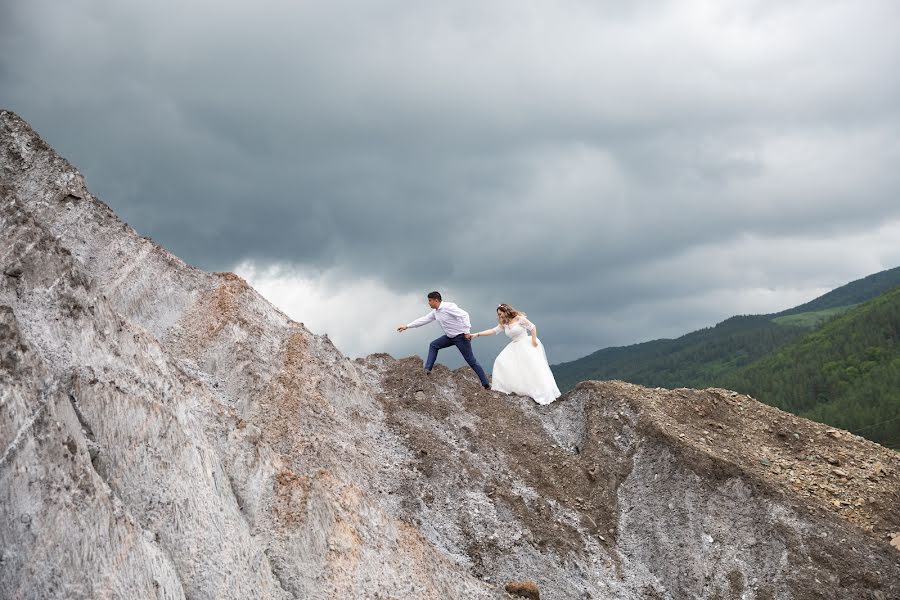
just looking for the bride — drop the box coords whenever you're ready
[466,304,561,405]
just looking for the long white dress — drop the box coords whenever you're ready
[489,316,561,405]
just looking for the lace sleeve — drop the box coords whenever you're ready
[490,324,503,335]
[518,316,535,332]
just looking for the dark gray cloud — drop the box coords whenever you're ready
[3,0,900,366]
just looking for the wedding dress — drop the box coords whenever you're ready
[489,316,561,405]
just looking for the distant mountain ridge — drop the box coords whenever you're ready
[551,267,900,445]
[773,265,900,317]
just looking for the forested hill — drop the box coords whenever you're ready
[721,285,900,448]
[550,315,807,392]
[551,266,900,394]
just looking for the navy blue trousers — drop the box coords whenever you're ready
[425,334,490,386]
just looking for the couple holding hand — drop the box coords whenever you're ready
[397,291,560,405]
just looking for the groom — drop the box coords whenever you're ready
[397,291,491,389]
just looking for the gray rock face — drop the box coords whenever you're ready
[1,109,898,599]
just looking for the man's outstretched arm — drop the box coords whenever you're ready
[397,311,436,332]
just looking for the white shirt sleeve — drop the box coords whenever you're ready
[406,311,436,328]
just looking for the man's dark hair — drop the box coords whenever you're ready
[427,291,442,301]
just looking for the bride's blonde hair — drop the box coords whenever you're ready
[496,303,523,325]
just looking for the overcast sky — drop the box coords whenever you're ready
[3,0,900,367]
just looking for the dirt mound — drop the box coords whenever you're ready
[626,382,900,537]
[365,355,900,599]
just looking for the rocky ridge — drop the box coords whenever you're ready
[1,110,898,599]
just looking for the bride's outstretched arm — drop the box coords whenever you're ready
[466,325,500,340]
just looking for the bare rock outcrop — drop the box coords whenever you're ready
[2,109,899,599]
[1,110,493,599]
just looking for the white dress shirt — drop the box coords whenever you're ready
[406,301,472,337]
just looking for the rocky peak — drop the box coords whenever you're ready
[2,109,899,599]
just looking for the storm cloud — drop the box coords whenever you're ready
[3,0,900,366]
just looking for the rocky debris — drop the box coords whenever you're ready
[505,580,540,599]
[663,385,900,536]
[2,109,900,599]
[367,358,900,598]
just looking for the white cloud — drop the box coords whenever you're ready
[233,260,429,359]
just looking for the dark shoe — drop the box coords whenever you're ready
[483,384,491,390]
[424,369,431,375]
